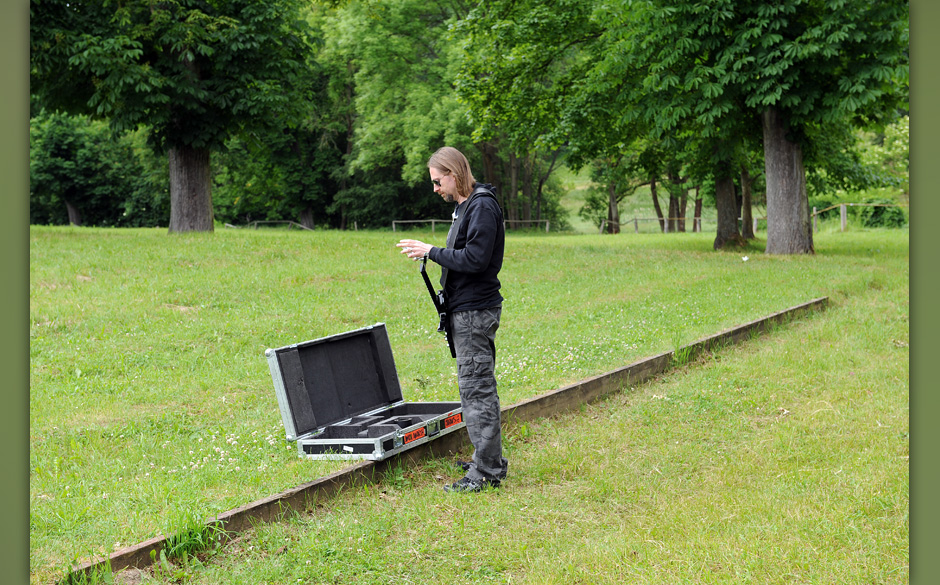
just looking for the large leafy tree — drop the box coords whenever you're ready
[211,22,349,230]
[30,0,314,232]
[455,0,602,224]
[540,0,751,246]
[610,0,909,253]
[312,0,477,227]
[455,0,602,154]
[328,0,474,182]
[745,1,908,253]
[30,110,169,227]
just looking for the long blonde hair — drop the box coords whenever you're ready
[427,146,476,201]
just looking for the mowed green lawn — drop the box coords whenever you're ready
[29,226,908,584]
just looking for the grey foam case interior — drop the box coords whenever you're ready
[276,325,404,436]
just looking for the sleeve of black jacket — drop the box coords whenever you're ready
[427,196,504,312]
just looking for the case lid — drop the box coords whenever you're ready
[266,323,404,437]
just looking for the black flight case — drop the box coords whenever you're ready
[265,323,465,460]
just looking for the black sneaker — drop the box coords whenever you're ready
[456,460,472,471]
[443,476,500,493]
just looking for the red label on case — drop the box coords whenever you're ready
[402,427,426,444]
[443,413,463,428]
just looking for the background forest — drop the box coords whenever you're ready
[30,0,908,244]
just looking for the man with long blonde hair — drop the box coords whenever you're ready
[397,146,507,492]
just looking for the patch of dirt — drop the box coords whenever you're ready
[113,567,147,584]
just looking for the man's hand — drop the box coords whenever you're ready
[397,239,433,261]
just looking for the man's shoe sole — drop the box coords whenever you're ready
[443,477,500,493]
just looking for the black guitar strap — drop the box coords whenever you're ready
[420,256,456,358]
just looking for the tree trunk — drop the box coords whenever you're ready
[713,165,743,250]
[300,206,314,230]
[168,145,214,233]
[740,166,755,239]
[64,199,82,227]
[679,190,688,233]
[668,195,680,233]
[693,188,703,233]
[521,153,533,222]
[535,149,560,222]
[762,107,814,254]
[607,181,620,234]
[650,178,665,232]
[666,171,687,232]
[339,62,355,231]
[478,141,503,207]
[507,152,519,226]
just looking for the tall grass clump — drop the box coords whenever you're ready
[29,226,907,584]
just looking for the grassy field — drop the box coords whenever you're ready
[29,226,908,584]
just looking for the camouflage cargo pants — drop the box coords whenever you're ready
[451,306,508,482]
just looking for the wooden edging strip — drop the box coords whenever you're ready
[66,296,828,583]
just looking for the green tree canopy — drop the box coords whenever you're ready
[30,110,169,227]
[30,0,316,232]
[604,0,909,252]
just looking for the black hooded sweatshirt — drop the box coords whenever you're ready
[427,182,504,312]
